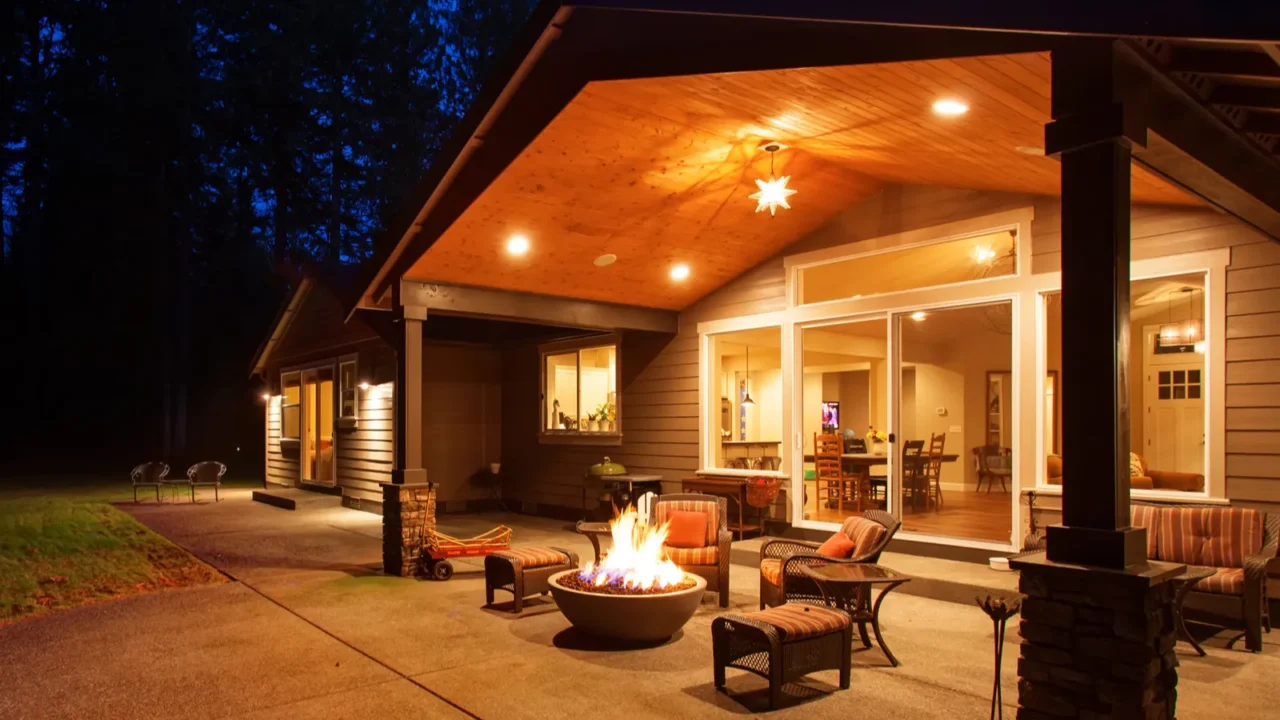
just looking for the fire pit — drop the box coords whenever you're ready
[549,508,706,642]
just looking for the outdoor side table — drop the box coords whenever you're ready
[1172,566,1216,657]
[575,520,612,565]
[801,563,912,667]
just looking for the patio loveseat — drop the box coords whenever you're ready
[1130,503,1279,652]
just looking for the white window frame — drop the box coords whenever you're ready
[280,371,302,441]
[338,355,359,423]
[700,208,1232,554]
[538,334,622,446]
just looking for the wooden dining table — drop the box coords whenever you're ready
[802,452,960,513]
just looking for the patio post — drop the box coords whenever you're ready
[383,292,433,576]
[1009,38,1184,720]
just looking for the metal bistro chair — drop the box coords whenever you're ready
[186,461,227,502]
[130,462,169,502]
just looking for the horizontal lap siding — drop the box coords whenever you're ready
[1225,244,1280,503]
[265,400,297,486]
[336,383,394,494]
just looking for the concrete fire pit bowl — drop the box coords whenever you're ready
[548,570,707,642]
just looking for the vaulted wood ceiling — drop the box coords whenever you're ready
[406,52,1198,311]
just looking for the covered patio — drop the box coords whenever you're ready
[343,3,1280,717]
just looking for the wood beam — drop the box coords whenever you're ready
[1243,112,1280,135]
[1117,43,1280,240]
[1209,84,1280,111]
[1168,47,1280,80]
[1044,39,1147,570]
[399,280,678,334]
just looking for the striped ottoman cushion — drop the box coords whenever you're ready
[741,603,849,641]
[492,547,571,569]
[663,545,718,566]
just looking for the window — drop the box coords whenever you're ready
[708,327,782,470]
[541,338,619,438]
[797,229,1017,305]
[281,372,301,439]
[1041,271,1208,493]
[339,360,358,419]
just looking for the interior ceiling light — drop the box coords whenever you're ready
[670,263,690,281]
[741,344,756,407]
[910,311,927,322]
[594,253,617,267]
[505,233,530,256]
[973,245,997,264]
[749,142,797,216]
[932,99,969,116]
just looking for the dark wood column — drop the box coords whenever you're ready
[1043,39,1146,569]
[391,282,428,485]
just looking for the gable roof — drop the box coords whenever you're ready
[250,264,382,378]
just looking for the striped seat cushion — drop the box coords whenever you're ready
[664,545,718,566]
[655,499,720,546]
[491,547,571,569]
[759,558,783,587]
[1130,504,1161,559]
[1156,507,1263,568]
[839,516,888,558]
[741,603,849,641]
[1194,567,1246,596]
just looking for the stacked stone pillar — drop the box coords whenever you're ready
[1012,555,1183,719]
[382,482,435,577]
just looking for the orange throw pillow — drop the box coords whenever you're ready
[817,531,856,559]
[665,510,709,548]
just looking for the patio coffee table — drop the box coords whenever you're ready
[575,520,611,564]
[1172,566,1216,657]
[801,563,911,667]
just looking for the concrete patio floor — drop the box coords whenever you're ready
[1,489,1276,719]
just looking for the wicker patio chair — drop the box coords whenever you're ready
[713,604,853,710]
[186,461,226,502]
[654,493,732,608]
[130,462,169,502]
[758,510,900,611]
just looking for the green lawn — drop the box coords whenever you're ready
[0,476,257,623]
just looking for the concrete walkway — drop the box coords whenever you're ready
[2,491,1276,719]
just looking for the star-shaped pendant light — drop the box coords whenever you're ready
[749,142,797,216]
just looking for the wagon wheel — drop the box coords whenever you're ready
[432,560,455,581]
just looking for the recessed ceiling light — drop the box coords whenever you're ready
[670,263,690,281]
[910,311,927,322]
[1016,145,1045,156]
[505,233,530,256]
[594,253,617,267]
[932,99,969,116]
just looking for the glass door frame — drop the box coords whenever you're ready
[293,362,337,488]
[789,311,897,526]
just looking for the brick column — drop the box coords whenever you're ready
[382,482,435,577]
[1011,554,1184,719]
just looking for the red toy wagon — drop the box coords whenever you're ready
[421,526,512,580]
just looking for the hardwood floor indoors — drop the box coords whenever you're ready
[802,486,1013,544]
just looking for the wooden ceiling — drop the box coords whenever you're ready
[407,52,1198,311]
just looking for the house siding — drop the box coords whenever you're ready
[264,398,297,487]
[498,183,1280,524]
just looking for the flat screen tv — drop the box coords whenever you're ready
[821,401,840,430]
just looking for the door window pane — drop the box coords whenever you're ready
[709,328,782,470]
[898,302,1013,544]
[799,319,889,523]
[281,373,301,439]
[545,352,579,431]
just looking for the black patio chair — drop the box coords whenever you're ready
[186,461,227,502]
[130,462,169,502]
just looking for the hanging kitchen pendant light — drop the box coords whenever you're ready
[749,142,797,216]
[740,344,756,407]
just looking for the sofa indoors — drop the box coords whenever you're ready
[1046,453,1204,493]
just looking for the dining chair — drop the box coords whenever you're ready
[974,444,1012,493]
[900,440,926,511]
[925,433,947,511]
[814,433,855,514]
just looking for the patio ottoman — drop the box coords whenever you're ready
[485,546,579,613]
[713,603,852,710]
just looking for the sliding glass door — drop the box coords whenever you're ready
[301,367,336,486]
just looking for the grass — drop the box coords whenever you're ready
[0,475,258,623]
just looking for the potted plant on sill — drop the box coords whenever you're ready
[586,411,599,433]
[598,401,615,433]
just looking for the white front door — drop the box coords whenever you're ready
[1141,327,1205,475]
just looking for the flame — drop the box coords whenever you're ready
[576,506,687,590]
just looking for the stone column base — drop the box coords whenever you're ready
[1010,552,1184,720]
[382,482,436,577]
